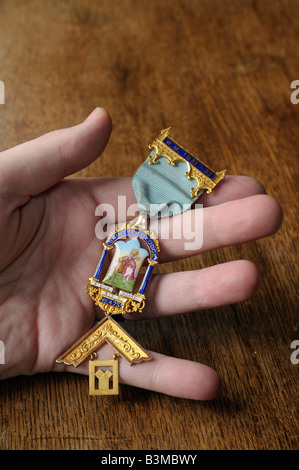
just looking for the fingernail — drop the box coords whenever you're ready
[84,107,104,122]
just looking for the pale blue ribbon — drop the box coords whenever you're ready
[132,150,200,218]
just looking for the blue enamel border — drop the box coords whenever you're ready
[163,137,215,179]
[99,296,125,310]
[106,227,159,261]
[93,227,158,296]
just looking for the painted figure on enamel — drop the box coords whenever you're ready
[103,239,149,293]
[85,216,160,316]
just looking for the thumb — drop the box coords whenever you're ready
[0,107,112,208]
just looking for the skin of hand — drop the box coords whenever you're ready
[0,108,283,400]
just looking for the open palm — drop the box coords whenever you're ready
[0,108,282,399]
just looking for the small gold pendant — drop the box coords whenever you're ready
[56,314,152,395]
[89,354,119,396]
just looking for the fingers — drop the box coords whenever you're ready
[198,174,266,206]
[0,108,112,209]
[87,174,277,244]
[56,346,221,400]
[140,260,260,319]
[90,174,267,218]
[155,194,283,262]
[118,351,222,400]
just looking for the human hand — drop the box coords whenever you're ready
[0,108,283,399]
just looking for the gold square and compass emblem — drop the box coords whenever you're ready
[56,128,226,396]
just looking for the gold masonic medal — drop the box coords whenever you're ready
[56,128,226,396]
[56,315,152,396]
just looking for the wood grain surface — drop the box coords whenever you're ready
[0,0,298,450]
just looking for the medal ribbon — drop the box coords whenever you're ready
[132,128,226,218]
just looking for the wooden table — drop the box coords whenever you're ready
[0,0,298,451]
